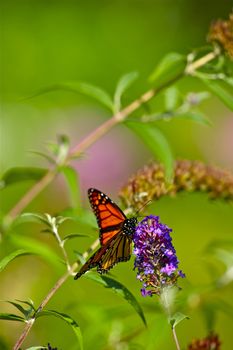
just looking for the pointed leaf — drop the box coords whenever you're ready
[0,249,31,273]
[5,301,30,318]
[15,299,35,311]
[0,167,47,189]
[25,82,114,111]
[36,310,83,350]
[212,249,233,268]
[164,87,180,111]
[169,312,189,329]
[60,166,81,210]
[0,313,25,322]
[175,111,211,126]
[126,121,174,181]
[114,72,139,112]
[224,76,233,87]
[13,213,49,227]
[63,233,91,244]
[196,73,233,111]
[9,235,63,270]
[29,151,56,165]
[86,274,147,326]
[149,52,186,84]
[202,302,216,331]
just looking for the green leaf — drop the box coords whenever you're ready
[164,87,180,111]
[15,299,35,311]
[9,235,63,270]
[169,312,189,329]
[29,150,56,165]
[196,73,233,111]
[212,248,233,268]
[114,72,139,112]
[5,301,29,318]
[4,300,35,320]
[0,249,31,273]
[73,251,87,265]
[55,216,70,226]
[0,313,25,322]
[63,233,91,244]
[126,121,174,181]
[86,274,147,326]
[25,82,114,112]
[0,167,47,189]
[202,302,216,331]
[175,111,211,126]
[211,299,233,320]
[36,310,83,350]
[224,76,233,87]
[60,166,81,210]
[13,213,49,227]
[149,52,186,84]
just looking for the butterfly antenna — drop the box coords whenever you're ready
[135,199,152,215]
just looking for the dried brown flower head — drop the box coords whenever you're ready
[187,333,221,350]
[119,160,233,211]
[208,12,233,59]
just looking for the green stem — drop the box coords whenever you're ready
[160,287,181,350]
[53,225,71,272]
[7,169,57,220]
[172,327,181,350]
[12,238,99,350]
[6,49,218,220]
[11,47,219,349]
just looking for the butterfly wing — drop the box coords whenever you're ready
[88,188,127,245]
[74,232,132,279]
[98,233,132,273]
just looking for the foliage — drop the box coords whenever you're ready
[1,7,233,350]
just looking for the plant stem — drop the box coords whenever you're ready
[6,49,218,220]
[185,46,220,75]
[172,327,181,350]
[160,287,181,350]
[68,77,180,159]
[13,318,35,350]
[7,169,57,220]
[52,224,71,272]
[13,238,99,350]
[11,48,219,349]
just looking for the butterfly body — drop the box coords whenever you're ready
[74,188,137,279]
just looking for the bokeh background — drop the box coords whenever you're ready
[1,0,233,349]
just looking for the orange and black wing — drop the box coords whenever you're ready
[88,188,127,245]
[74,232,132,279]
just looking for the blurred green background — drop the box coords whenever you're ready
[1,0,233,349]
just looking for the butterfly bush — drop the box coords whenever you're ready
[133,215,185,296]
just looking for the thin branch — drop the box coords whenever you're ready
[13,319,35,350]
[12,238,99,350]
[185,46,220,75]
[5,75,181,220]
[7,169,57,220]
[52,225,72,272]
[6,49,218,220]
[172,327,181,350]
[68,79,179,159]
[11,48,219,349]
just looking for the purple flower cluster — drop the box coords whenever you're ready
[133,215,185,296]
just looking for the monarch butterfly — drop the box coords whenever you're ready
[74,188,137,279]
